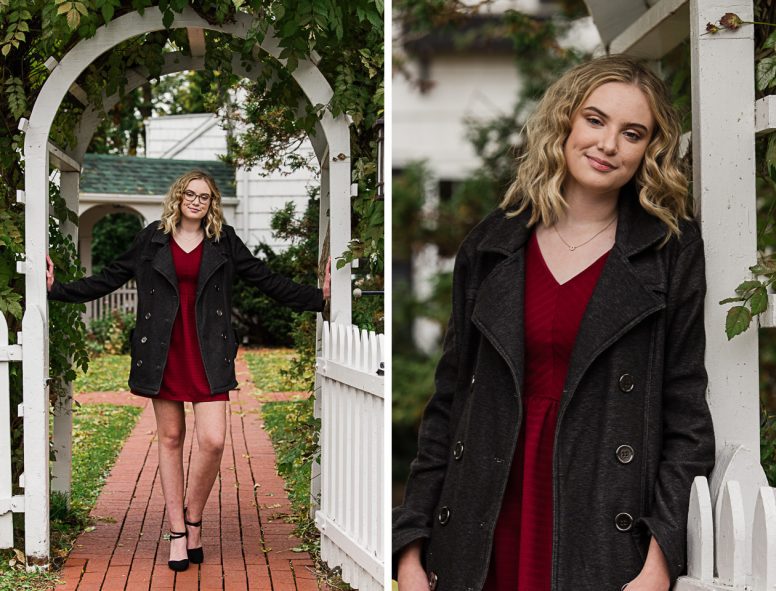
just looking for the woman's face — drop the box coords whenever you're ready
[179,178,212,223]
[563,82,655,200]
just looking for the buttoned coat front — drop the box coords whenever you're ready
[49,221,324,395]
[392,189,715,591]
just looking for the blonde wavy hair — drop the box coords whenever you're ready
[501,55,690,240]
[158,170,224,240]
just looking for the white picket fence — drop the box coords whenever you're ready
[676,446,776,590]
[0,313,18,548]
[0,308,44,557]
[315,321,384,591]
[83,279,137,323]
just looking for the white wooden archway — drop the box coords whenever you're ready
[19,6,352,567]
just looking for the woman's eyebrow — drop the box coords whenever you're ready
[583,105,650,134]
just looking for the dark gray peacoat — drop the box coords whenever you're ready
[393,187,715,591]
[49,221,324,395]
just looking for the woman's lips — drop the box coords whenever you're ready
[586,155,616,172]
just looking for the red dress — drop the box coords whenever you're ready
[134,239,229,402]
[484,231,608,590]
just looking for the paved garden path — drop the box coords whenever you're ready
[54,352,318,591]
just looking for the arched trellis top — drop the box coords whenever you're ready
[25,6,350,159]
[20,5,352,565]
[72,51,331,164]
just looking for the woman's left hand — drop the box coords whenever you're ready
[323,257,331,300]
[622,537,670,591]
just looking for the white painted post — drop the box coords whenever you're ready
[22,110,51,566]
[690,4,765,573]
[692,0,759,452]
[21,305,49,569]
[0,313,15,548]
[312,163,331,517]
[51,170,80,498]
[325,114,352,325]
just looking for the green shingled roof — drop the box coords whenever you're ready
[80,153,236,197]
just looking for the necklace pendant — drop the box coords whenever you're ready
[569,245,576,251]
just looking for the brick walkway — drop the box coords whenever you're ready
[54,352,318,591]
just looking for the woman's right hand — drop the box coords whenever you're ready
[397,540,429,591]
[46,255,54,292]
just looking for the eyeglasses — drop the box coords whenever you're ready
[182,189,212,204]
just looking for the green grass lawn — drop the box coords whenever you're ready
[0,403,141,590]
[243,348,309,394]
[73,354,130,393]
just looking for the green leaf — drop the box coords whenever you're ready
[764,29,776,50]
[735,280,762,296]
[757,56,776,91]
[66,8,80,29]
[101,3,114,23]
[726,305,753,340]
[162,8,174,28]
[719,296,745,305]
[751,286,769,315]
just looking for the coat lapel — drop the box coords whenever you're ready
[150,229,178,292]
[471,210,532,397]
[196,237,227,298]
[561,189,667,412]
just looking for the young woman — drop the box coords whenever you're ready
[393,56,715,591]
[47,170,330,571]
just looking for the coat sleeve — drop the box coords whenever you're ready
[48,229,144,304]
[639,234,715,583]
[392,248,470,573]
[228,227,324,313]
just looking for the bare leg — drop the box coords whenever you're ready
[184,400,227,550]
[152,398,188,563]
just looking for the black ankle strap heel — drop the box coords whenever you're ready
[184,506,204,564]
[167,530,189,572]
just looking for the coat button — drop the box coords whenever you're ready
[144,312,151,320]
[615,512,633,531]
[136,360,143,367]
[222,333,227,341]
[438,506,451,525]
[140,336,147,344]
[618,373,635,392]
[216,309,223,317]
[453,441,464,460]
[215,284,220,291]
[149,288,155,295]
[616,445,634,464]
[428,571,438,591]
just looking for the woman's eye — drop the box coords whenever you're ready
[624,131,642,141]
[587,117,602,126]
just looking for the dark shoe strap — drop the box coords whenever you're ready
[184,507,202,527]
[169,530,187,539]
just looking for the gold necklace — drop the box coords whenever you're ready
[553,215,617,252]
